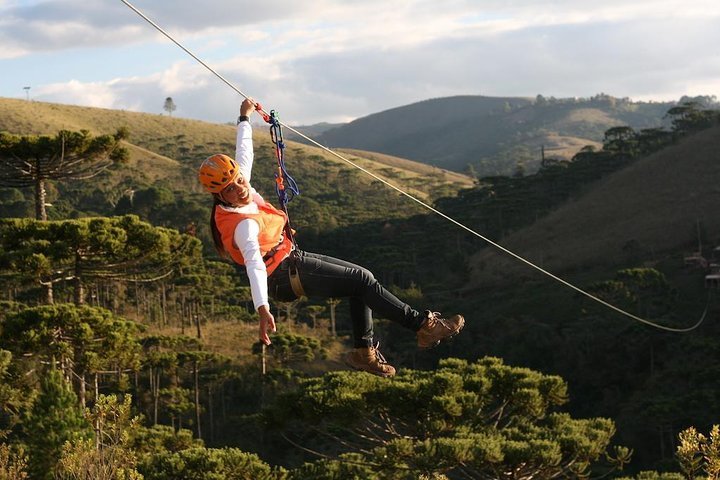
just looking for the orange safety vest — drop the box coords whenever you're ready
[215,203,293,275]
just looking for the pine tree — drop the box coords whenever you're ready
[268,357,625,479]
[56,395,143,480]
[22,368,90,479]
[0,129,128,221]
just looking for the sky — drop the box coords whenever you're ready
[1,0,719,126]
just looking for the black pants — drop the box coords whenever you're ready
[268,250,424,348]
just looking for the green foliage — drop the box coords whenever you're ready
[615,424,720,480]
[0,442,28,479]
[129,425,201,458]
[0,95,719,478]
[588,268,676,318]
[0,129,128,187]
[0,129,128,219]
[115,186,175,220]
[0,350,28,435]
[56,394,143,480]
[616,472,685,480]
[139,446,284,480]
[1,304,142,393]
[0,188,30,218]
[0,215,202,304]
[22,368,90,480]
[252,333,327,367]
[269,357,621,479]
[676,425,720,480]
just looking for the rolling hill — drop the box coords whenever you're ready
[468,124,720,287]
[313,94,675,176]
[0,97,473,250]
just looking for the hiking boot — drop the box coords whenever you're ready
[416,311,465,349]
[344,344,396,377]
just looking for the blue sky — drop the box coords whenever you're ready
[1,0,719,125]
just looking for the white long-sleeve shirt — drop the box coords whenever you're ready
[217,120,271,312]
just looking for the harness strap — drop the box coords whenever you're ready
[289,263,306,297]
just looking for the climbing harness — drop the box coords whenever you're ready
[258,108,300,210]
[121,0,710,332]
[256,106,305,298]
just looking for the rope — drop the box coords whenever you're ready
[265,109,300,208]
[121,0,711,333]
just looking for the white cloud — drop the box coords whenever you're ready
[4,0,720,124]
[35,79,119,108]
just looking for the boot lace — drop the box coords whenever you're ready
[425,311,450,330]
[371,342,389,365]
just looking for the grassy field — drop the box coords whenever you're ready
[0,97,474,202]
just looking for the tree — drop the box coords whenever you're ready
[303,305,325,329]
[603,126,638,157]
[0,215,202,305]
[56,395,143,480]
[268,357,626,479]
[1,304,142,407]
[0,442,28,479]
[325,298,341,337]
[615,425,720,480]
[22,367,90,480]
[177,350,229,440]
[665,101,720,134]
[141,335,215,429]
[251,333,326,369]
[139,446,283,480]
[0,349,30,436]
[163,98,176,117]
[0,129,128,221]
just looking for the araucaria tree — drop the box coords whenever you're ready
[163,97,176,117]
[268,357,629,479]
[0,215,202,305]
[0,129,128,220]
[1,304,142,407]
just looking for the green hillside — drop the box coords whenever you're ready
[0,97,472,250]
[469,124,720,284]
[315,94,677,175]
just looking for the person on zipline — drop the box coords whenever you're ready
[198,98,464,377]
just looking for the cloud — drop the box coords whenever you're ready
[5,0,720,124]
[36,79,122,109]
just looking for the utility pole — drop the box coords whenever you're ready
[23,86,30,101]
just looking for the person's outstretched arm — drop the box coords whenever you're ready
[235,98,256,181]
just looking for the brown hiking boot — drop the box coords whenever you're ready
[344,344,396,377]
[417,311,465,349]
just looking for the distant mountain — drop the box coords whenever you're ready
[286,122,346,141]
[314,94,676,175]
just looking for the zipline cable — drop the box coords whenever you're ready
[121,0,710,333]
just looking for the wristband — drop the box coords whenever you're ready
[237,115,249,124]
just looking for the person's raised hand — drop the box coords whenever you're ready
[240,98,256,118]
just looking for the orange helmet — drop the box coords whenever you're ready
[198,154,239,194]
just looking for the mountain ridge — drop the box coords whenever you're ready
[313,94,676,175]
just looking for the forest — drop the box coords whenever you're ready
[0,97,719,479]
